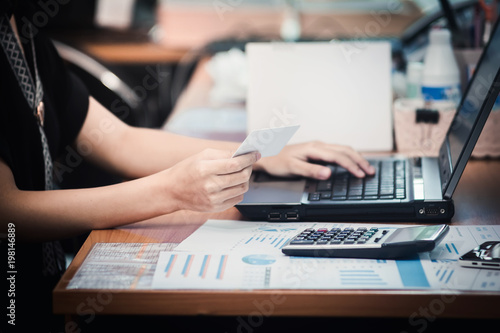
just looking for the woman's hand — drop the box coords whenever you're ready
[161,149,261,213]
[254,141,375,180]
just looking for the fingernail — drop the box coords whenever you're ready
[368,165,376,174]
[255,152,262,161]
[356,169,365,177]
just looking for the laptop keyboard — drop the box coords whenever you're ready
[308,160,406,201]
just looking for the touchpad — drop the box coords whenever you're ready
[241,172,306,204]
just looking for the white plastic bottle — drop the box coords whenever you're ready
[421,28,461,105]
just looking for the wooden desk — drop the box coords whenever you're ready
[53,159,500,323]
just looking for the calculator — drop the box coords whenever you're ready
[281,224,449,259]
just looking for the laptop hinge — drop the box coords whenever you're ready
[438,139,453,200]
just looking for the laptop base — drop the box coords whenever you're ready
[236,200,454,222]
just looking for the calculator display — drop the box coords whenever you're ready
[391,225,442,242]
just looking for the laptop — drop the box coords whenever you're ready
[236,19,500,222]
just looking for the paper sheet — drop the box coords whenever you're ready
[67,243,177,289]
[152,220,500,291]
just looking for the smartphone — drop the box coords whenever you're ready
[459,241,500,269]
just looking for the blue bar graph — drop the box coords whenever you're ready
[396,255,430,287]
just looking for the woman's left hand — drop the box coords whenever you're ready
[254,141,376,180]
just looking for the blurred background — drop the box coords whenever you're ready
[42,0,482,128]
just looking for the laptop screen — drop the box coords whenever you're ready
[440,19,500,198]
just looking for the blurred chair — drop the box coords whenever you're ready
[53,40,143,126]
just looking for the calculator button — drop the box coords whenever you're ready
[356,240,367,244]
[343,240,355,244]
[374,238,381,243]
[331,240,342,244]
[290,240,315,245]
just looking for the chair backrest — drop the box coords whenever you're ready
[53,40,144,126]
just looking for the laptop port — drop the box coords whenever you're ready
[418,207,440,216]
[426,207,440,215]
[285,212,299,220]
[268,212,281,220]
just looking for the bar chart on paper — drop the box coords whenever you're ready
[162,253,227,280]
[152,252,270,289]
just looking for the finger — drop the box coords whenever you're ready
[306,146,366,178]
[217,165,253,189]
[220,194,245,211]
[208,151,261,176]
[290,159,333,180]
[214,182,249,206]
[335,146,375,175]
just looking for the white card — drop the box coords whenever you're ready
[232,125,300,158]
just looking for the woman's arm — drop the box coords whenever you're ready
[0,149,259,241]
[77,97,240,179]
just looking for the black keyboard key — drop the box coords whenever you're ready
[364,187,379,196]
[320,192,332,199]
[332,185,348,197]
[308,193,320,201]
[317,180,333,191]
[380,185,394,194]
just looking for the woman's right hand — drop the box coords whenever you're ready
[160,149,260,213]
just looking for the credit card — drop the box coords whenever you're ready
[232,125,300,158]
